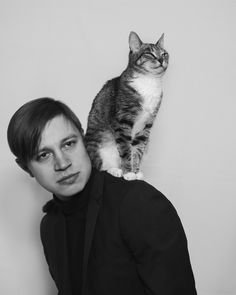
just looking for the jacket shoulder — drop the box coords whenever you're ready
[40,199,60,234]
[118,177,178,227]
[103,171,168,205]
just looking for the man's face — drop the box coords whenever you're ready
[28,115,91,200]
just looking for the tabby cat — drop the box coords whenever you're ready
[85,31,169,180]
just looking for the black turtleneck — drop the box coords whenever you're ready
[53,170,94,295]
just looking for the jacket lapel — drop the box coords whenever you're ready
[82,170,105,294]
[54,215,72,294]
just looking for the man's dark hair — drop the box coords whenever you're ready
[7,97,84,165]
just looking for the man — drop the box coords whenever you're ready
[7,97,197,295]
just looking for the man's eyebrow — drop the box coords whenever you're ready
[37,134,79,153]
[61,134,79,143]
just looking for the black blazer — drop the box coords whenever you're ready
[40,170,197,295]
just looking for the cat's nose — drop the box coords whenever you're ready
[158,57,163,65]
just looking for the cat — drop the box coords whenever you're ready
[85,31,169,180]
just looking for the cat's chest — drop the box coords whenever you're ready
[130,75,163,113]
[128,75,163,138]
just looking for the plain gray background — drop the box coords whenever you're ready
[1,0,236,294]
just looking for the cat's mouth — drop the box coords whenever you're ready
[146,58,168,69]
[152,64,167,70]
[151,64,168,75]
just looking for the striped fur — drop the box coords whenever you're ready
[85,32,169,180]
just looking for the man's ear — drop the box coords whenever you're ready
[15,158,34,177]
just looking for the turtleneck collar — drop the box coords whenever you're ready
[52,168,96,215]
[42,168,104,214]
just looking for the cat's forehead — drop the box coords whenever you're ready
[141,43,164,52]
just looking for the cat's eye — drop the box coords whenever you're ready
[162,52,168,58]
[142,52,156,59]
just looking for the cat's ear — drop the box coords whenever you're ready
[156,33,164,47]
[129,31,142,53]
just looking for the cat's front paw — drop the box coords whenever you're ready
[107,168,123,178]
[123,172,137,181]
[136,171,144,180]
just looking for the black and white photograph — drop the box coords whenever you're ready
[0,1,235,294]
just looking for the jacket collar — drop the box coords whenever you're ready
[82,169,105,294]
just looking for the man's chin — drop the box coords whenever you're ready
[54,182,85,201]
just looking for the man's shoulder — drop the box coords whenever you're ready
[101,172,176,216]
[102,171,166,202]
[41,200,57,218]
[42,197,63,215]
[40,199,62,232]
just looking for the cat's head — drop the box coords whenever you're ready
[128,31,169,76]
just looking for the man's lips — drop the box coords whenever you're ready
[57,172,80,184]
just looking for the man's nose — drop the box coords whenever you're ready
[54,151,71,171]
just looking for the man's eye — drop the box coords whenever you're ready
[64,140,76,148]
[37,152,50,161]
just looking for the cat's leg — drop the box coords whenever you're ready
[130,146,144,179]
[122,146,138,180]
[115,135,136,180]
[85,135,103,170]
[122,150,143,180]
[86,129,122,177]
[113,118,147,181]
[111,123,132,179]
[130,126,152,179]
[98,131,123,177]
[115,134,144,180]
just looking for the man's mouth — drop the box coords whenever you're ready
[57,172,80,185]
